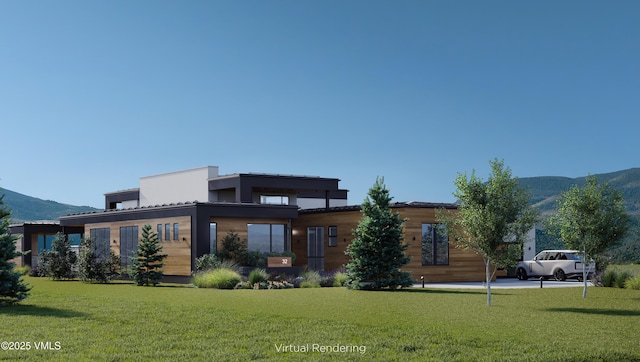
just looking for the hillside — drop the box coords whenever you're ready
[517,168,640,263]
[0,188,99,223]
[3,168,639,222]
[519,168,640,216]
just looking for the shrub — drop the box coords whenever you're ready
[252,281,269,290]
[192,268,242,289]
[624,276,640,290]
[300,280,321,288]
[292,276,304,288]
[195,254,221,272]
[13,265,30,276]
[333,271,348,287]
[234,281,251,289]
[246,250,267,268]
[248,268,269,286]
[217,231,248,265]
[319,275,335,287]
[39,232,77,280]
[28,264,45,277]
[616,271,632,289]
[300,270,321,283]
[602,269,618,287]
[267,280,294,289]
[78,238,120,283]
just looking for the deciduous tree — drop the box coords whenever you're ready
[438,159,538,306]
[545,175,630,298]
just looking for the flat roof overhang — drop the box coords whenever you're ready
[59,202,300,227]
[104,189,141,210]
[209,174,342,204]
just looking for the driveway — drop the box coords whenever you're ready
[415,278,594,289]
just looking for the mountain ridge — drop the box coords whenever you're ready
[518,168,640,216]
[0,188,99,223]
[2,167,640,222]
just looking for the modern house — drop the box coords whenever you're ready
[15,166,489,282]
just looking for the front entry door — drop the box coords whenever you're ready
[307,227,324,271]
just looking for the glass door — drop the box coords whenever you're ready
[307,227,324,271]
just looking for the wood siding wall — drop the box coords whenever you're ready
[85,216,192,276]
[292,207,491,283]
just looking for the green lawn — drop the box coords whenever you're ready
[1,277,639,361]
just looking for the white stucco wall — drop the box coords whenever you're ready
[139,166,219,207]
[121,199,139,209]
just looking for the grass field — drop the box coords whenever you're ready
[1,277,639,361]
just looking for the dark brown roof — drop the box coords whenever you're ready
[299,201,458,214]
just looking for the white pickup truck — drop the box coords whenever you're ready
[516,250,595,281]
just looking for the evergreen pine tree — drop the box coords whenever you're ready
[345,177,413,290]
[129,224,168,286]
[0,192,30,306]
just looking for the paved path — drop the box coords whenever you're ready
[414,278,594,289]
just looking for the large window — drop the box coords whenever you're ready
[119,226,138,269]
[422,223,449,265]
[37,234,57,254]
[247,224,286,253]
[89,228,111,258]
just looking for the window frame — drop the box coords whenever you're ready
[247,223,287,253]
[157,224,163,241]
[421,223,449,266]
[328,226,338,247]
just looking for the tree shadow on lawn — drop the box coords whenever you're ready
[543,307,640,317]
[0,304,87,318]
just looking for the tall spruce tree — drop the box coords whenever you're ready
[345,177,412,290]
[129,224,168,286]
[0,192,30,306]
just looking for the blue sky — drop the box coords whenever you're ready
[1,1,638,208]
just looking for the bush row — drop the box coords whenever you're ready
[601,269,640,290]
[192,254,349,289]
